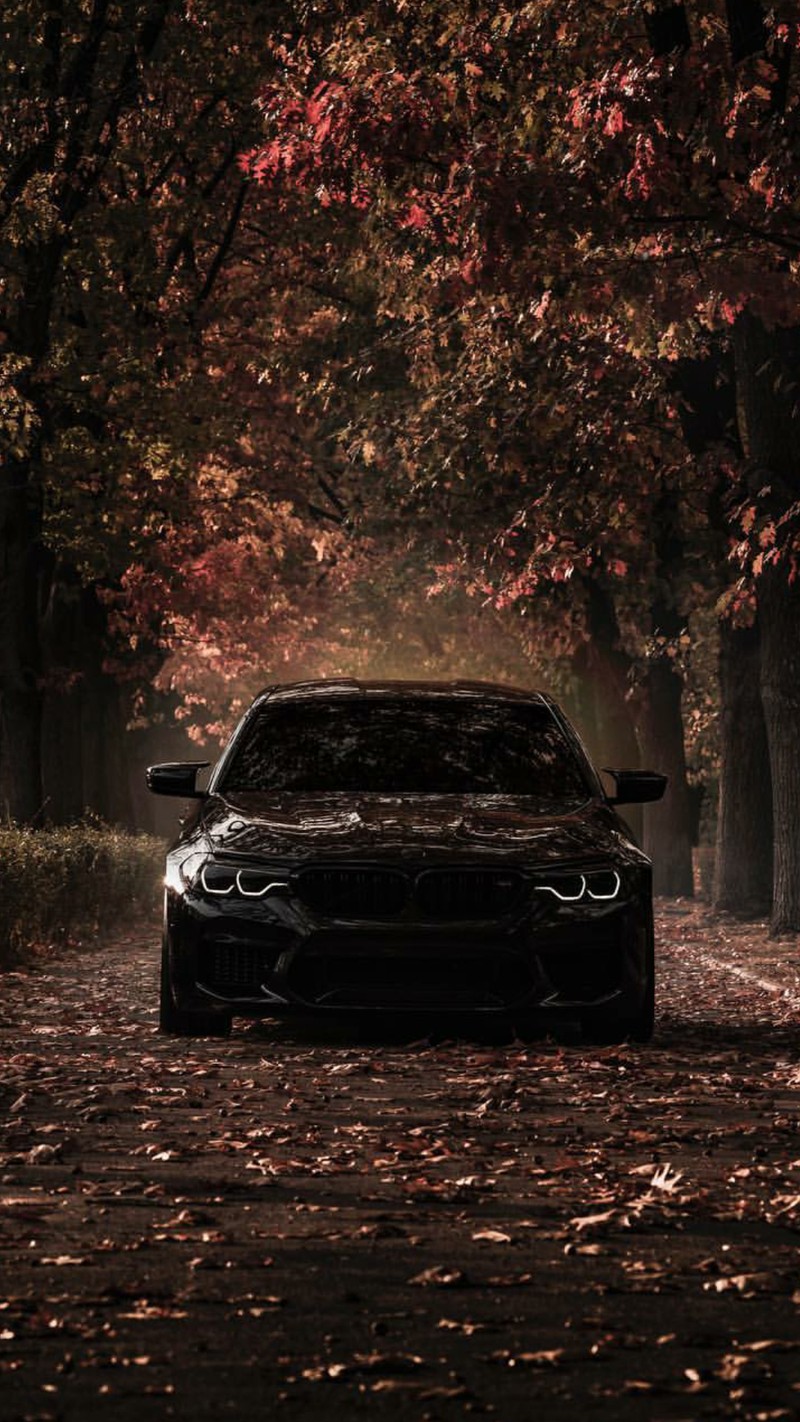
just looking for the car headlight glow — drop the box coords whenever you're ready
[199,862,289,899]
[534,869,620,903]
[585,869,621,900]
[165,851,206,893]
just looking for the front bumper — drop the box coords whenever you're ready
[164,871,652,1020]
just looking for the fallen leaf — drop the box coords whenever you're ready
[570,1209,616,1232]
[408,1265,468,1288]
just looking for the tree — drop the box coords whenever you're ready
[244,0,800,924]
[0,0,297,822]
[240,2,711,892]
[560,0,800,928]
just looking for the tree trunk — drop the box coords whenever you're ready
[39,575,141,828]
[577,581,644,841]
[41,685,86,825]
[713,619,772,915]
[725,0,767,63]
[735,312,800,931]
[79,587,136,828]
[644,3,690,55]
[637,657,695,896]
[0,460,47,823]
[82,676,136,828]
[637,482,694,898]
[579,580,639,767]
[757,567,800,932]
[41,568,87,823]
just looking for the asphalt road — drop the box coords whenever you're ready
[1,905,799,1421]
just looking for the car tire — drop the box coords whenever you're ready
[582,939,655,1045]
[159,937,232,1038]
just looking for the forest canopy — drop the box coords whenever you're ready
[2,0,800,930]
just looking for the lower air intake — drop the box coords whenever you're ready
[200,939,287,993]
[538,945,623,1002]
[290,948,533,1009]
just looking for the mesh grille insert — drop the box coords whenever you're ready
[200,939,286,992]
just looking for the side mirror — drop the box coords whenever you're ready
[146,762,210,798]
[604,769,668,805]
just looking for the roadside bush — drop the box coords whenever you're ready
[0,824,164,965]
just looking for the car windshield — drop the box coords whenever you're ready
[220,697,591,801]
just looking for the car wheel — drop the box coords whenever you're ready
[582,939,655,1045]
[159,936,232,1038]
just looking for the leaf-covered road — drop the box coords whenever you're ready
[1,907,799,1420]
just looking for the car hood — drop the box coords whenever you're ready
[198,791,630,866]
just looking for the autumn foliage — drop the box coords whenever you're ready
[3,2,800,928]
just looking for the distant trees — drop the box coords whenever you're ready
[0,0,328,824]
[4,1,800,935]
[244,0,800,930]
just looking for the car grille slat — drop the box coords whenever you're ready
[415,868,526,919]
[295,867,409,919]
[294,865,526,921]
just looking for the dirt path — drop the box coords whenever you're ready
[1,905,799,1421]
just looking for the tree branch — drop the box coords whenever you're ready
[197,181,249,307]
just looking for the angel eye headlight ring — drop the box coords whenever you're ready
[533,870,621,903]
[200,863,237,896]
[236,869,289,898]
[198,863,289,899]
[586,870,621,901]
[534,873,586,902]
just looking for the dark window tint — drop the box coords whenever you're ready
[221,697,590,801]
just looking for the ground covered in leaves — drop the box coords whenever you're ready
[1,904,799,1421]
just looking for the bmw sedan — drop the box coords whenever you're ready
[148,679,666,1042]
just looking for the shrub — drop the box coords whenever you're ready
[0,823,164,965]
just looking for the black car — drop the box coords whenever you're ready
[148,679,666,1042]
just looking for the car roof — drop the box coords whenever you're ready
[250,678,548,707]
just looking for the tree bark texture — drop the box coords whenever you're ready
[580,581,639,766]
[39,576,139,828]
[0,460,47,823]
[41,569,87,823]
[577,582,644,842]
[664,345,768,909]
[756,567,800,933]
[713,619,773,916]
[638,656,695,897]
[573,661,644,845]
[78,588,136,829]
[735,311,800,932]
[644,3,691,56]
[0,0,177,827]
[638,487,695,897]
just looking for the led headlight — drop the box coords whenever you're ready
[198,861,289,899]
[200,863,237,895]
[237,868,287,897]
[534,869,621,903]
[534,872,586,902]
[585,869,621,900]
